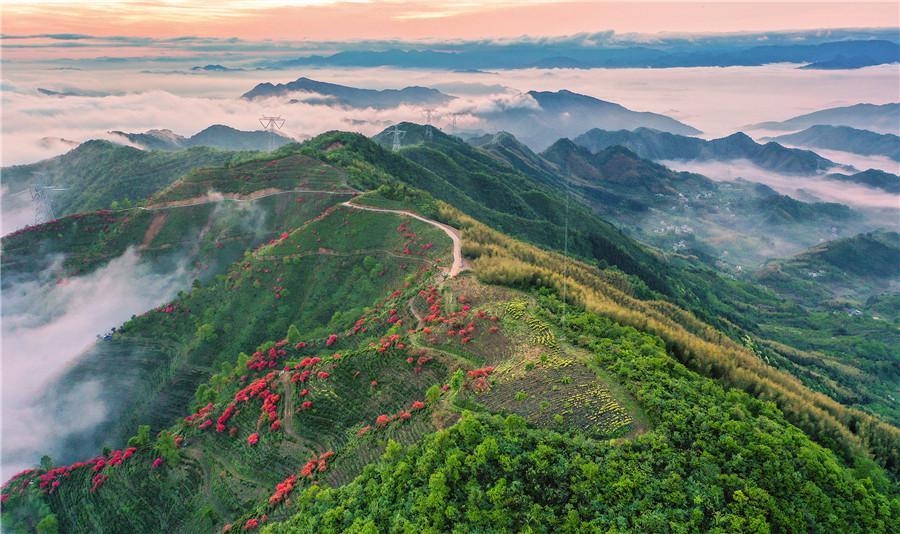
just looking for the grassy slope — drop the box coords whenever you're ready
[1,139,898,533]
[307,128,900,425]
[1,140,252,217]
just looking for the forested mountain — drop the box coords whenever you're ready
[749,102,900,134]
[765,125,900,161]
[473,131,869,268]
[480,89,700,148]
[824,169,900,193]
[572,127,838,174]
[242,76,454,108]
[2,126,898,534]
[1,140,253,224]
[757,230,900,303]
[109,125,294,152]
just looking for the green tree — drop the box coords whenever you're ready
[287,324,302,344]
[154,431,180,466]
[196,323,217,343]
[449,369,465,392]
[36,514,59,534]
[39,455,53,470]
[127,424,151,447]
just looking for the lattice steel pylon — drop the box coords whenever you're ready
[423,108,437,142]
[29,184,69,224]
[390,125,406,152]
[259,116,286,152]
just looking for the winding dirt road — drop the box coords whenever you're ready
[341,200,465,277]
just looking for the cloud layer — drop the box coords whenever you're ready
[3,62,899,166]
[661,158,900,210]
[1,248,190,480]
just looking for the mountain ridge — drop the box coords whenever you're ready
[765,125,900,162]
[572,127,840,174]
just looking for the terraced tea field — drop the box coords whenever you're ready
[151,154,353,204]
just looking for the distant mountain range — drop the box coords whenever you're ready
[748,103,900,134]
[765,125,900,161]
[487,90,699,148]
[264,36,900,70]
[572,128,838,175]
[824,169,900,194]
[240,77,700,148]
[191,64,244,72]
[109,124,294,152]
[242,76,454,108]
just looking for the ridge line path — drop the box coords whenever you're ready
[141,188,359,211]
[340,200,466,277]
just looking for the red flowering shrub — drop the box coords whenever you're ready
[471,377,490,392]
[268,474,297,506]
[298,451,335,478]
[247,433,260,445]
[325,334,338,347]
[467,366,496,378]
[243,518,259,530]
[411,401,426,410]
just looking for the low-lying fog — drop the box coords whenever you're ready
[660,159,900,210]
[1,248,190,480]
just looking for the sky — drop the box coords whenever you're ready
[3,1,899,41]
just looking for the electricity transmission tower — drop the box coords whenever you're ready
[19,184,69,224]
[449,113,458,132]
[389,125,406,152]
[423,108,437,142]
[259,116,286,152]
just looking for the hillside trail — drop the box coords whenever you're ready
[341,201,466,277]
[182,447,229,520]
[134,188,359,211]
[278,372,302,441]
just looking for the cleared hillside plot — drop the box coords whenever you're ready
[1,191,346,284]
[150,154,353,205]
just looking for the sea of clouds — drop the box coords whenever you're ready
[3,61,899,165]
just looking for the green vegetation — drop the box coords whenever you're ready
[2,140,249,217]
[150,153,351,204]
[2,128,897,533]
[266,293,897,532]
